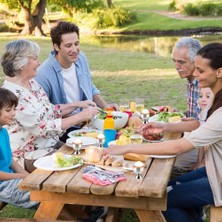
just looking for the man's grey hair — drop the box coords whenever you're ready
[173,37,202,62]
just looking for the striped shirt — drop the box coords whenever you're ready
[187,79,200,119]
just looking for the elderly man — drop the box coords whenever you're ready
[172,37,202,119]
[171,37,202,177]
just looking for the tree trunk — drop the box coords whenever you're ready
[20,0,46,36]
[107,0,112,8]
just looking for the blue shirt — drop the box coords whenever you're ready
[35,51,100,105]
[0,128,13,183]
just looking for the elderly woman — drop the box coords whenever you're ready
[1,39,99,171]
[104,43,222,222]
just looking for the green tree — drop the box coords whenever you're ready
[1,0,104,36]
[1,0,46,36]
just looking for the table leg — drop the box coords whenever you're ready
[135,209,166,222]
[34,201,64,220]
[105,208,122,222]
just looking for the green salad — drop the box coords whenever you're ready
[53,153,83,168]
[156,112,184,122]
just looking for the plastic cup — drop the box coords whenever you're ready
[103,129,117,148]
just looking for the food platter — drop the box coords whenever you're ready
[149,155,176,159]
[68,129,102,138]
[66,137,97,148]
[33,154,83,171]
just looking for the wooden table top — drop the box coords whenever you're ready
[19,144,175,200]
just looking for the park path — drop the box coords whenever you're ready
[134,10,222,20]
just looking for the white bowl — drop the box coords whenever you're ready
[92,111,129,130]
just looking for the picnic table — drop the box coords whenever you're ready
[19,144,175,222]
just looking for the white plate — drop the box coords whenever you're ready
[150,155,176,159]
[142,137,164,143]
[67,129,102,138]
[66,137,97,147]
[33,154,83,171]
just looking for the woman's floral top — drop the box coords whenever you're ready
[3,79,64,167]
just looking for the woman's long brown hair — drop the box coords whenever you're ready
[197,43,222,119]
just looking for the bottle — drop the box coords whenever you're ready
[103,109,115,130]
[129,101,136,113]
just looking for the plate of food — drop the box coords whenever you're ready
[150,155,176,159]
[66,137,97,147]
[33,153,83,171]
[67,129,102,138]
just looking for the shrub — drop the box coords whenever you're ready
[184,3,200,16]
[199,3,218,16]
[169,0,222,16]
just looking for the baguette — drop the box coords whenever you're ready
[123,153,148,162]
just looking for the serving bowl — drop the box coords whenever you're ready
[92,111,129,130]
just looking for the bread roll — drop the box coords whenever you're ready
[85,146,103,163]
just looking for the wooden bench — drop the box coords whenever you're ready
[0,202,7,211]
[210,205,222,222]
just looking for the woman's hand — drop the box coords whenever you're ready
[102,145,129,156]
[139,122,165,135]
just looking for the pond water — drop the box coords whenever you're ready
[81,33,222,57]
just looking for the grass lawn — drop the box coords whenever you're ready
[0,0,217,220]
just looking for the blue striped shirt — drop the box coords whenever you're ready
[187,79,200,119]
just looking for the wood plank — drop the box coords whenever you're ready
[115,158,152,198]
[30,190,166,210]
[136,209,166,222]
[139,158,175,198]
[58,144,74,154]
[34,201,64,220]
[19,169,53,191]
[90,182,116,196]
[42,168,81,193]
[210,205,222,222]
[67,167,91,194]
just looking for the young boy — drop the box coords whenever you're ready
[0,88,38,208]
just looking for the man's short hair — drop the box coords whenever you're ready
[173,37,202,62]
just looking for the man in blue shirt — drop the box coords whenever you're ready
[36,21,119,141]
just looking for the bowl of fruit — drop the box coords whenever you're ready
[142,131,164,143]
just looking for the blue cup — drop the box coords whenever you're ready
[103,129,117,148]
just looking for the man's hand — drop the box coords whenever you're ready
[106,103,120,111]
[79,100,97,108]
